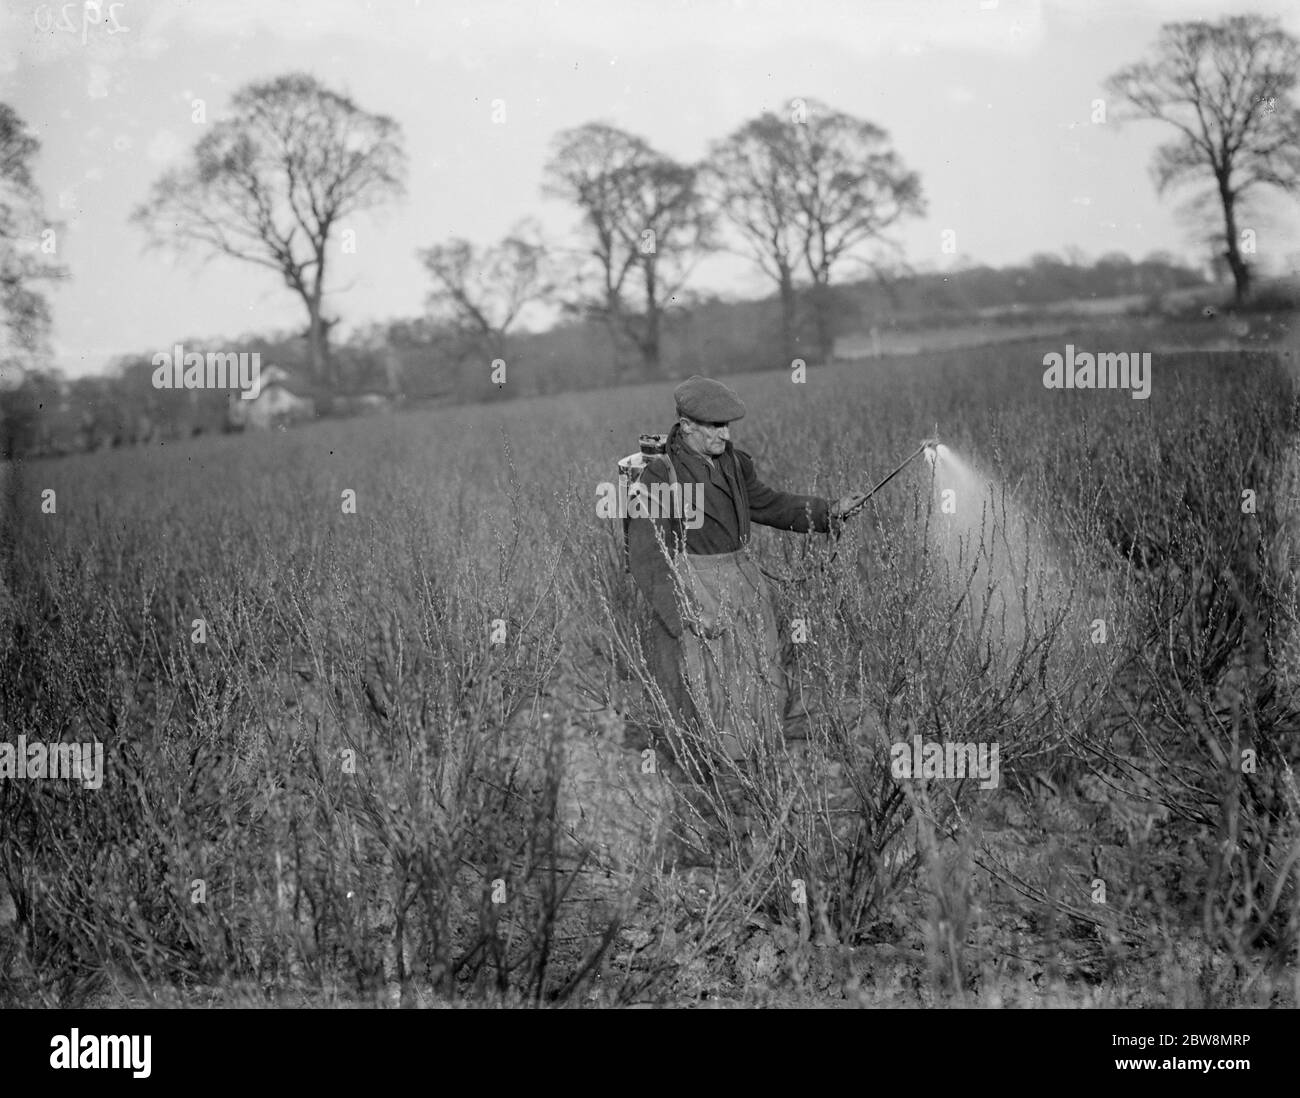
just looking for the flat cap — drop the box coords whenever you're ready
[673,375,747,423]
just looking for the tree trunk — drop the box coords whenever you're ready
[306,246,334,387]
[307,302,332,388]
[602,286,628,380]
[809,278,835,364]
[779,271,798,368]
[641,260,660,375]
[1218,181,1251,305]
[639,324,659,375]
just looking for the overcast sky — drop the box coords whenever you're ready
[3,0,1299,380]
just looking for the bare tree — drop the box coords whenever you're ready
[793,103,925,365]
[418,221,553,361]
[132,73,406,386]
[701,113,805,366]
[705,99,924,366]
[1,103,68,461]
[1106,15,1300,304]
[542,122,712,378]
[0,103,66,384]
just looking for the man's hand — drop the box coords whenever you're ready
[831,491,869,520]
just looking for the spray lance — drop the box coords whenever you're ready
[781,429,942,579]
[836,429,943,522]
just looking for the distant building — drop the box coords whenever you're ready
[226,366,316,430]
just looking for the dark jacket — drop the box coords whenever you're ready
[628,422,835,637]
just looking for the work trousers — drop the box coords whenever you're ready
[645,548,787,764]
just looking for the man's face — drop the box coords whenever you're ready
[681,416,731,457]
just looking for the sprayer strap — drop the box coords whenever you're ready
[651,451,678,488]
[649,452,681,552]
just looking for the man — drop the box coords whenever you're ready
[627,375,867,811]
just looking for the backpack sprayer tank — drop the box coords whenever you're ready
[616,433,669,495]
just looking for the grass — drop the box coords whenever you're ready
[2,318,1299,1007]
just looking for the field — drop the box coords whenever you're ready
[2,316,1299,1007]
